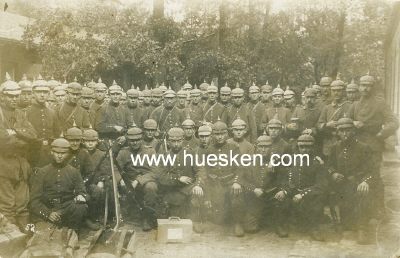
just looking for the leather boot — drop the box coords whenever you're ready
[357,229,369,245]
[234,223,245,237]
[85,219,101,231]
[142,218,153,232]
[275,224,289,238]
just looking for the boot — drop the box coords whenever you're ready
[275,224,289,238]
[85,219,101,231]
[193,222,205,234]
[310,227,325,242]
[142,218,153,232]
[357,229,369,245]
[234,223,244,237]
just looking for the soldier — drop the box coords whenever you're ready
[318,75,351,158]
[227,117,254,154]
[120,92,127,106]
[56,80,90,132]
[29,137,88,230]
[347,73,399,217]
[198,119,245,237]
[158,83,168,94]
[346,79,359,103]
[125,87,144,128]
[185,86,204,128]
[202,83,226,124]
[142,85,152,109]
[0,76,37,230]
[142,119,160,152]
[224,84,257,143]
[143,86,163,120]
[150,88,185,138]
[18,74,32,109]
[176,90,188,111]
[182,115,199,151]
[182,80,193,91]
[261,85,292,130]
[26,75,60,168]
[327,118,376,244]
[219,83,232,108]
[80,87,96,126]
[318,74,333,107]
[138,89,144,106]
[86,79,96,90]
[47,76,60,92]
[196,122,212,154]
[312,83,322,99]
[275,133,328,240]
[267,118,292,155]
[253,82,273,136]
[199,80,210,105]
[247,83,260,111]
[116,125,158,231]
[96,81,128,139]
[90,78,107,127]
[153,127,199,219]
[260,81,273,109]
[284,86,296,116]
[53,86,67,107]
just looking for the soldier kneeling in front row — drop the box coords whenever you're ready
[29,138,89,230]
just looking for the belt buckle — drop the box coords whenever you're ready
[42,140,48,146]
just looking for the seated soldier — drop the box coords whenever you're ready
[116,125,158,231]
[182,115,199,151]
[274,133,328,241]
[29,138,88,230]
[227,117,254,155]
[328,117,375,244]
[142,119,160,152]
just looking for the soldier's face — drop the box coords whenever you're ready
[84,140,98,151]
[208,92,217,102]
[4,94,19,109]
[109,92,121,104]
[143,96,151,105]
[220,93,230,104]
[305,96,316,107]
[55,94,66,103]
[178,96,186,106]
[249,92,259,102]
[164,96,176,108]
[346,91,358,101]
[298,144,313,154]
[337,127,354,142]
[183,128,194,138]
[232,96,243,106]
[67,92,81,104]
[144,129,156,140]
[199,134,211,147]
[213,131,227,145]
[261,90,272,102]
[272,95,283,105]
[127,96,138,108]
[359,84,373,97]
[168,137,183,153]
[331,89,343,102]
[255,144,271,158]
[95,91,106,101]
[33,90,50,104]
[152,96,162,106]
[51,151,69,164]
[128,138,142,151]
[20,91,32,106]
[268,127,281,140]
[81,96,94,108]
[68,139,81,151]
[233,127,246,140]
[201,91,208,100]
[191,95,201,104]
[321,86,330,96]
[284,97,295,107]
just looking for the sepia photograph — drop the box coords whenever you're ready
[0,0,399,257]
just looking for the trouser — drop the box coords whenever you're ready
[160,185,191,218]
[289,194,325,230]
[371,152,385,215]
[47,200,88,230]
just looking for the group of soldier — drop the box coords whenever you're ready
[0,71,398,245]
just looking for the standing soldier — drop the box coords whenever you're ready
[29,137,88,230]
[253,82,273,136]
[267,118,292,155]
[227,117,254,154]
[219,83,232,108]
[224,84,257,143]
[18,74,32,109]
[318,75,351,158]
[176,90,188,111]
[143,86,163,120]
[182,115,199,151]
[125,86,144,128]
[202,82,226,124]
[347,73,399,217]
[142,119,160,152]
[26,75,60,168]
[247,83,260,111]
[53,86,67,108]
[346,79,359,103]
[150,88,185,138]
[116,125,158,231]
[182,80,193,91]
[261,85,292,130]
[185,86,204,128]
[318,74,333,107]
[284,86,296,116]
[80,87,96,126]
[56,79,90,132]
[141,85,152,109]
[96,81,128,140]
[0,75,37,230]
[327,118,376,244]
[199,80,210,105]
[90,78,108,127]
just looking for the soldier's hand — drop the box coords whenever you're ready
[231,183,242,195]
[326,121,338,128]
[97,181,104,189]
[254,188,263,197]
[192,186,204,197]
[274,190,286,201]
[332,173,344,182]
[116,136,126,145]
[113,125,124,132]
[353,121,364,129]
[6,129,16,136]
[131,180,139,189]
[293,194,303,203]
[179,176,193,185]
[120,179,126,187]
[357,181,369,195]
[49,212,61,223]
[75,195,86,203]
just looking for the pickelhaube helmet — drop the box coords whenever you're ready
[54,86,66,96]
[61,80,68,90]
[261,81,273,92]
[127,85,139,97]
[109,80,123,94]
[359,72,375,85]
[284,86,295,99]
[95,78,107,92]
[87,79,96,90]
[212,117,228,133]
[231,82,244,97]
[297,133,315,146]
[304,88,317,97]
[143,119,158,130]
[159,82,168,93]
[65,121,83,140]
[177,89,188,98]
[190,85,201,96]
[167,127,184,139]
[257,131,272,146]
[164,87,176,98]
[231,117,247,129]
[32,74,50,91]
[142,85,151,97]
[271,84,284,96]
[47,76,60,90]
[83,126,98,140]
[138,90,144,100]
[182,115,195,128]
[249,82,260,93]
[220,83,231,94]
[152,86,163,97]
[267,117,283,128]
[336,117,354,129]
[81,87,94,98]
[51,137,71,152]
[67,80,83,94]
[120,92,127,100]
[346,78,359,92]
[198,122,212,136]
[1,72,21,95]
[18,74,32,92]
[183,80,193,91]
[330,73,345,90]
[312,83,321,92]
[126,123,143,140]
[319,73,333,87]
[207,81,218,93]
[199,80,210,92]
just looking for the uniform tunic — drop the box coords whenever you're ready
[96,102,128,139]
[185,103,204,128]
[202,101,226,124]
[223,104,257,143]
[150,106,185,137]
[262,106,292,127]
[124,105,145,128]
[67,148,94,183]
[56,101,90,132]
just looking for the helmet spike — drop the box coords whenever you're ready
[98,77,102,83]
[5,72,11,81]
